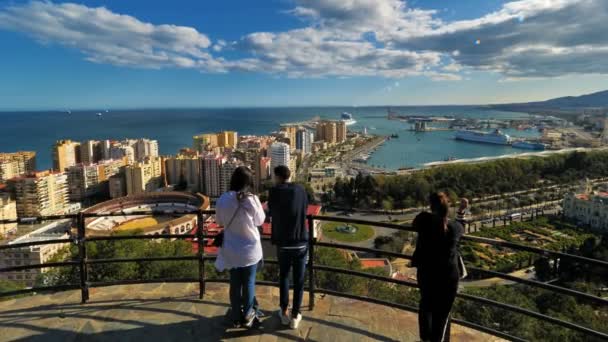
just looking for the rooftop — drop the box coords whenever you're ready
[0,282,504,342]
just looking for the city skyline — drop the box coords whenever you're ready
[1,0,608,110]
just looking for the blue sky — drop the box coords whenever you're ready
[0,0,607,110]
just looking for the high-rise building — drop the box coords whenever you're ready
[323,121,337,144]
[270,142,290,172]
[336,121,347,143]
[218,131,238,148]
[193,133,219,152]
[296,128,312,154]
[110,143,135,164]
[220,159,241,194]
[135,139,159,160]
[281,126,298,150]
[200,154,225,198]
[165,155,201,192]
[53,140,81,171]
[0,193,17,236]
[80,140,111,165]
[0,152,36,181]
[315,122,325,142]
[67,159,125,201]
[313,121,344,144]
[108,174,126,198]
[254,154,271,193]
[124,157,162,195]
[9,171,69,217]
[0,159,19,183]
[101,140,111,160]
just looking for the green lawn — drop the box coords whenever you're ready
[321,221,375,242]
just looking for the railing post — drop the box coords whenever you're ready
[77,212,89,303]
[196,210,205,299]
[307,215,316,310]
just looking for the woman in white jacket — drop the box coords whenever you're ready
[215,166,265,328]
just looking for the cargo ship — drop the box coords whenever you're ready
[512,140,546,150]
[341,112,357,126]
[454,129,511,145]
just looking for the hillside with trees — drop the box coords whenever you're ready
[332,150,608,210]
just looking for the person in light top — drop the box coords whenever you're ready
[215,166,265,328]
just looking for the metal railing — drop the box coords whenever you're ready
[0,210,607,341]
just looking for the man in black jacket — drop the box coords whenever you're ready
[268,165,308,329]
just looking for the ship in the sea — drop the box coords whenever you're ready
[454,129,511,145]
[512,140,546,150]
[341,112,357,126]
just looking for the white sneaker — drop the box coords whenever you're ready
[277,310,290,326]
[290,313,302,329]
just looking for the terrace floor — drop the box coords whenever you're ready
[0,283,505,341]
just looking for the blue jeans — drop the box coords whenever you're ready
[278,246,308,316]
[229,263,258,322]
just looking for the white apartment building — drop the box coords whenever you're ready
[67,159,124,201]
[270,142,290,172]
[110,144,135,164]
[0,220,71,287]
[80,140,111,165]
[135,139,159,160]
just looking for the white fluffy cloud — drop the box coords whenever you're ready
[232,28,441,78]
[393,0,608,78]
[0,1,217,70]
[1,0,607,79]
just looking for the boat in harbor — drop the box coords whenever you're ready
[512,140,546,150]
[454,129,511,145]
[341,112,357,126]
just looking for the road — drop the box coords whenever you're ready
[461,267,536,288]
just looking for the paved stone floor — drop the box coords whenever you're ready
[0,283,505,341]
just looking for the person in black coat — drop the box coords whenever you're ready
[412,192,465,342]
[268,165,309,329]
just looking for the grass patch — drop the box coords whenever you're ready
[322,221,375,242]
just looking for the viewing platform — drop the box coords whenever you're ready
[0,282,504,341]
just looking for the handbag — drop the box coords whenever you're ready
[458,254,468,279]
[212,201,242,248]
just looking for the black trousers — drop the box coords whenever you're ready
[417,270,459,342]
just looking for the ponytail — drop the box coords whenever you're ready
[429,192,450,232]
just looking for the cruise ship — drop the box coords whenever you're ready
[512,140,546,150]
[341,112,357,126]
[455,129,511,145]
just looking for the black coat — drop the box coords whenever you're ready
[268,183,309,247]
[411,212,463,279]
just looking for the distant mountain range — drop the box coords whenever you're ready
[490,89,608,114]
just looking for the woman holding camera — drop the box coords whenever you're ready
[215,166,266,328]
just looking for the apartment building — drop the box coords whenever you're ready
[8,171,69,217]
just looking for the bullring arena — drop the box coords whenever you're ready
[82,192,210,236]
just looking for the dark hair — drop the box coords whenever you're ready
[229,166,254,192]
[429,192,450,232]
[273,165,291,181]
